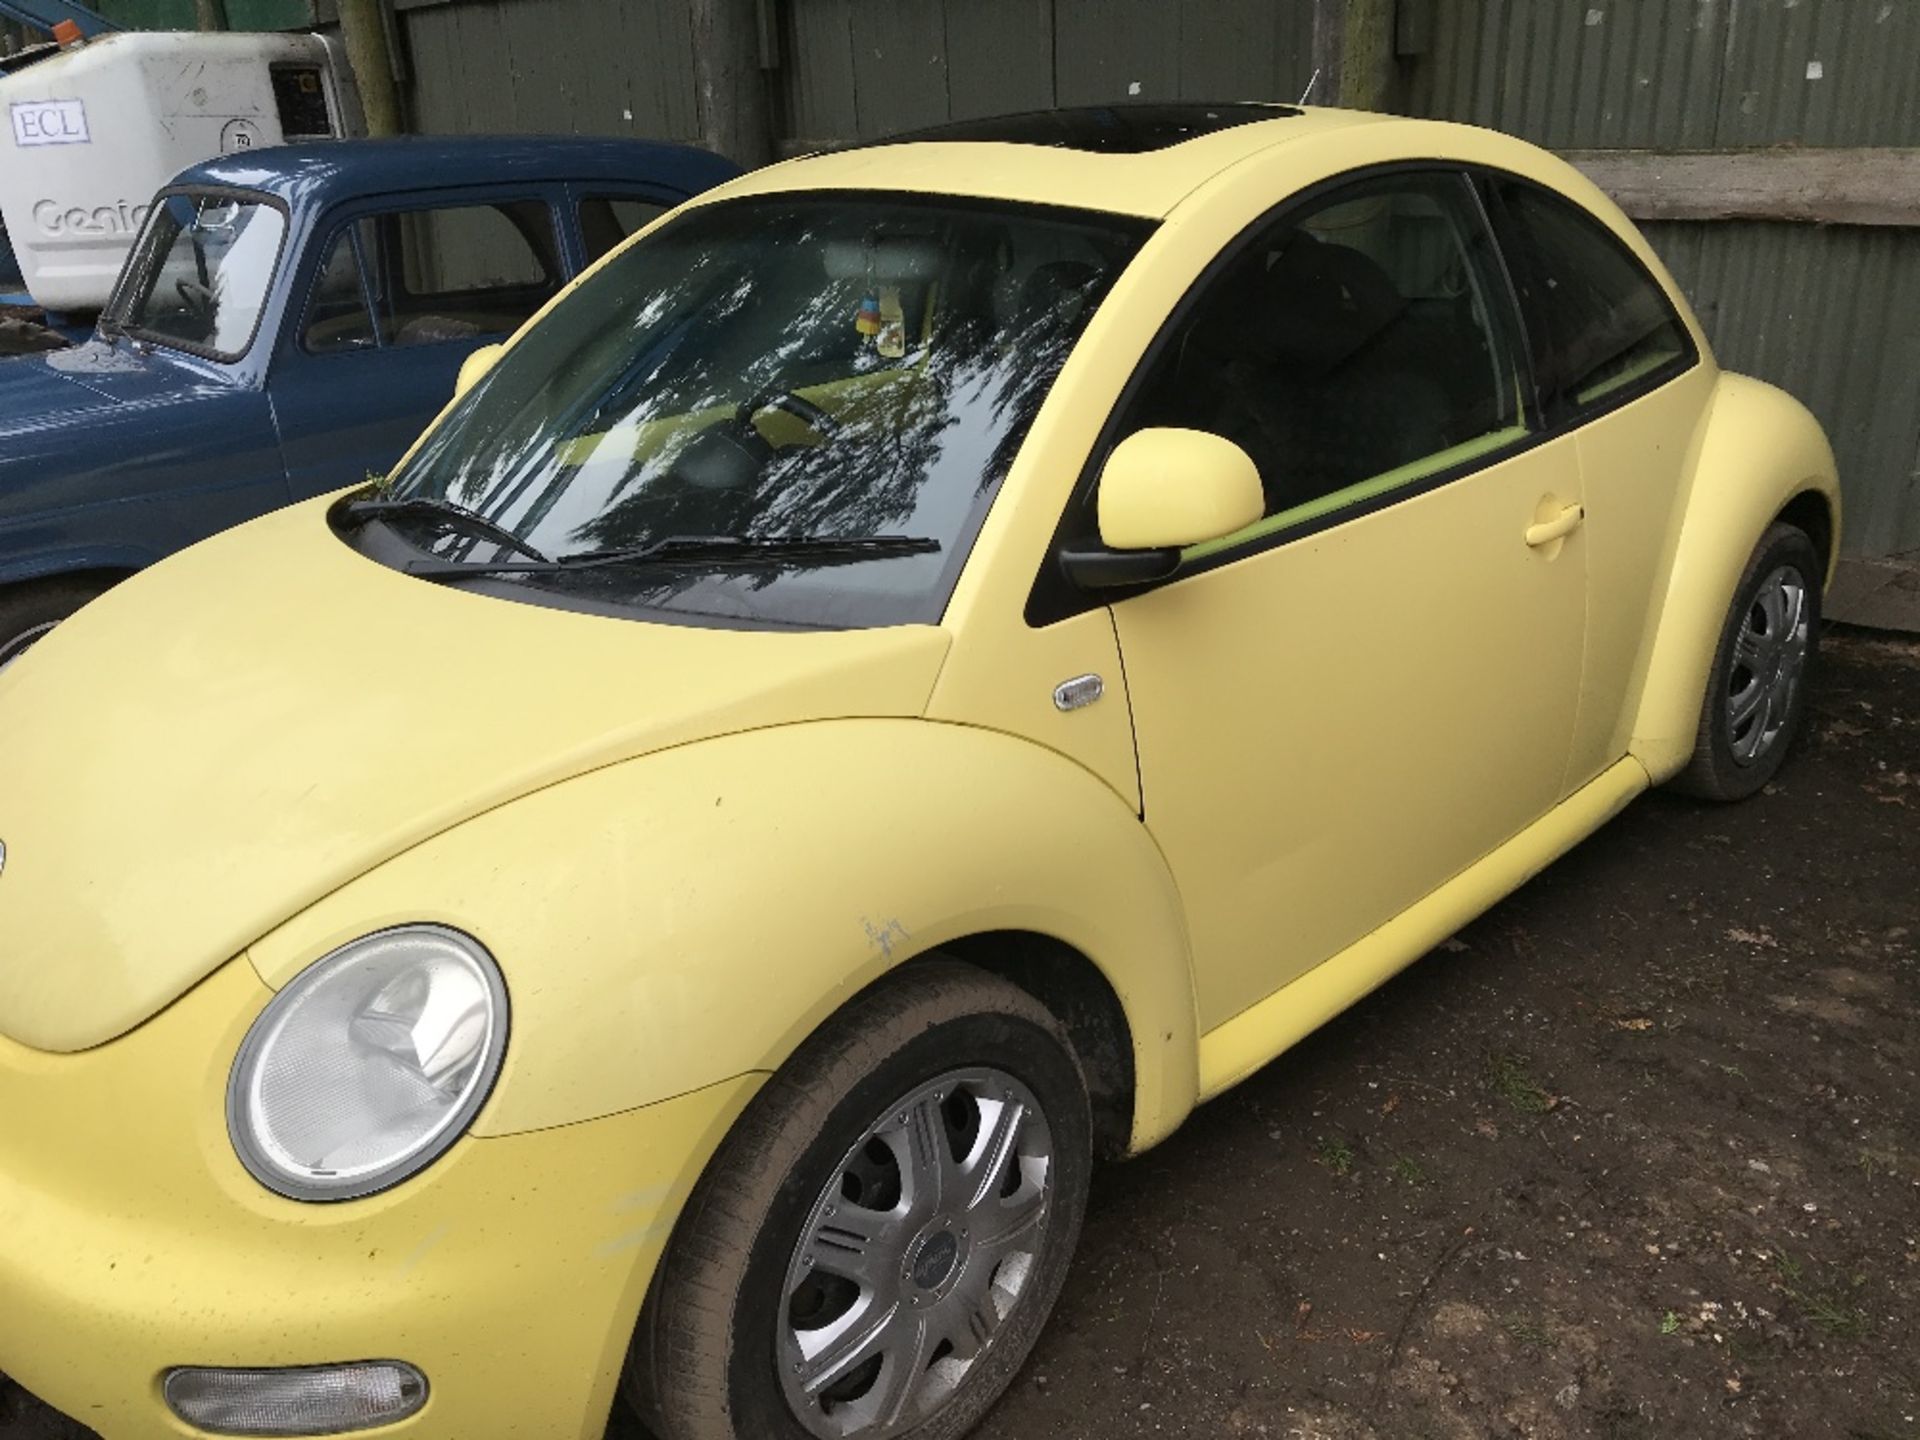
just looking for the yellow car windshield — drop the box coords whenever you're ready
[383,194,1150,629]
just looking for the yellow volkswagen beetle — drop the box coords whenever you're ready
[0,104,1837,1440]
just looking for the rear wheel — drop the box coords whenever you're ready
[627,961,1091,1440]
[0,577,109,675]
[1671,522,1821,801]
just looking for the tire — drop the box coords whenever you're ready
[1670,521,1822,802]
[0,576,109,675]
[627,961,1092,1440]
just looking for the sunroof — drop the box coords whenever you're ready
[862,103,1300,155]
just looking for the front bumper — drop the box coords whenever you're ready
[0,959,759,1439]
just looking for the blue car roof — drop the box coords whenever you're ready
[169,134,741,204]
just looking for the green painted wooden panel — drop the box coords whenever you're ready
[846,0,950,134]
[783,0,858,143]
[1052,0,1180,107]
[397,0,700,141]
[90,0,313,29]
[944,0,1052,123]
[1649,220,1920,560]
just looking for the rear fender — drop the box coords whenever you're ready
[250,718,1201,1154]
[1630,372,1840,781]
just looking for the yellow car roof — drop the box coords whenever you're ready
[705,104,1400,220]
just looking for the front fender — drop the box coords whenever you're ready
[248,718,1201,1153]
[1630,372,1841,781]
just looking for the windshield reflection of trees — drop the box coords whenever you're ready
[403,202,1126,620]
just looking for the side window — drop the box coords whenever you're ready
[303,200,562,353]
[303,221,377,352]
[1119,171,1531,549]
[1496,181,1691,411]
[578,194,667,265]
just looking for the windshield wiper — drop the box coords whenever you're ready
[339,495,553,566]
[402,532,940,579]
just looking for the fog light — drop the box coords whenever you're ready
[163,1362,428,1435]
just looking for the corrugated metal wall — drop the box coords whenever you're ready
[388,0,1917,563]
[395,0,1318,148]
[1407,0,1920,559]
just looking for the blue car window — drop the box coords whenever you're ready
[113,192,287,361]
[304,220,380,353]
[305,201,563,354]
[578,195,667,265]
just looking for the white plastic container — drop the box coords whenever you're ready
[0,31,362,313]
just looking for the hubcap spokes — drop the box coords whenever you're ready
[779,1068,1053,1439]
[1727,564,1810,767]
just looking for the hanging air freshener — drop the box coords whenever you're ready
[876,285,907,359]
[855,292,883,339]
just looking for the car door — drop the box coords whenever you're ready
[1484,176,1714,791]
[268,190,569,500]
[1084,169,1591,1033]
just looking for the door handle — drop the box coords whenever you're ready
[1525,503,1585,548]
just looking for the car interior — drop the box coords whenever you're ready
[303,200,563,354]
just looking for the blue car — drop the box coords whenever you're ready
[0,134,738,666]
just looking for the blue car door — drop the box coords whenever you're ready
[267,187,570,500]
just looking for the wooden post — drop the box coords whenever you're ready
[1310,0,1401,111]
[337,0,404,138]
[194,0,230,31]
[690,0,775,167]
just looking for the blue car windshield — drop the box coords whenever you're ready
[379,194,1150,630]
[112,192,287,360]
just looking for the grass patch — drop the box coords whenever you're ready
[1485,1053,1555,1114]
[1313,1135,1355,1177]
[1502,1312,1552,1352]
[1390,1155,1428,1186]
[1775,1250,1870,1340]
[1659,1310,1681,1336]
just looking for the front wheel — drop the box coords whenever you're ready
[1671,521,1822,801]
[627,962,1091,1440]
[0,577,109,675]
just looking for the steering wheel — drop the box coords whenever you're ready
[175,278,216,322]
[736,388,843,442]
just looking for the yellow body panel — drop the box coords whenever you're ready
[1111,433,1589,1032]
[0,959,760,1440]
[700,107,1393,220]
[1565,365,1719,788]
[1627,373,1841,780]
[0,497,948,1054]
[249,718,1200,1148]
[1196,757,1646,1096]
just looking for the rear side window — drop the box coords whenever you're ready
[303,200,563,352]
[578,195,667,264]
[1496,181,1692,412]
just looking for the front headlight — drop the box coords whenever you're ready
[228,926,509,1202]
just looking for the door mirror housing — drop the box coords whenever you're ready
[1061,428,1264,590]
[454,343,505,400]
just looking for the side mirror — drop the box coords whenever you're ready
[1060,427,1264,590]
[454,342,505,400]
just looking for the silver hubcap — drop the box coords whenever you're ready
[1727,563,1811,766]
[778,1068,1054,1439]
[0,620,56,675]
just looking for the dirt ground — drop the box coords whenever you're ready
[5,627,1916,1440]
[972,625,1920,1440]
